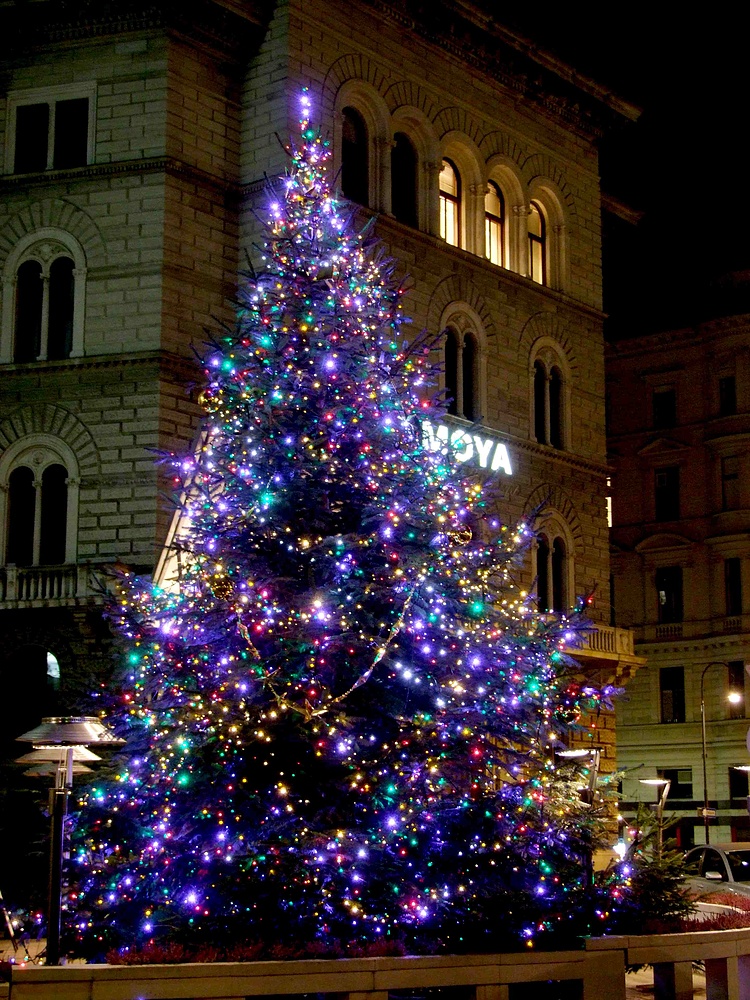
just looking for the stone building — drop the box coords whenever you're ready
[609,310,750,846]
[0,0,639,841]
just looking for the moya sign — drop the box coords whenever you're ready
[421,420,513,476]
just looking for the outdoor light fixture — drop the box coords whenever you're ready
[639,777,671,857]
[700,661,736,844]
[557,747,601,884]
[16,717,123,966]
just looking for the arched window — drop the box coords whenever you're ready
[439,158,460,247]
[549,366,563,449]
[391,132,418,227]
[47,256,75,360]
[443,326,478,421]
[536,531,569,613]
[341,106,369,206]
[12,251,76,362]
[2,445,76,567]
[534,360,546,443]
[14,260,43,362]
[485,181,504,267]
[528,201,546,284]
[445,327,459,416]
[532,358,565,449]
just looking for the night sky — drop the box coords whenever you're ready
[505,8,748,336]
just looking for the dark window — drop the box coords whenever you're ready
[528,201,546,284]
[722,456,740,510]
[6,466,35,566]
[729,766,750,802]
[14,260,43,362]
[653,387,676,429]
[655,465,680,521]
[658,766,692,799]
[439,159,460,247]
[728,661,746,719]
[47,256,75,360]
[726,558,743,617]
[534,360,546,443]
[719,376,737,416]
[462,332,476,422]
[391,132,417,227]
[537,534,550,612]
[14,103,49,173]
[660,666,685,723]
[549,366,563,449]
[656,566,683,623]
[485,181,504,267]
[444,328,458,416]
[39,464,67,565]
[551,536,566,612]
[53,97,88,170]
[14,97,88,174]
[341,107,368,206]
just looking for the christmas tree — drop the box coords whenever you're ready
[71,93,617,959]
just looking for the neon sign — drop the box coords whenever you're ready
[421,420,513,475]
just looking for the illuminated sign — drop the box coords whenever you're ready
[421,420,513,475]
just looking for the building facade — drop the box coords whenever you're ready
[609,314,750,845]
[0,0,639,837]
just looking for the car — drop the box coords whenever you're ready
[684,842,750,899]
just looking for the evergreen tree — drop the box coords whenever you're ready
[71,93,616,958]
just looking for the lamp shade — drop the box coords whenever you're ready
[15,746,102,765]
[16,716,124,746]
[23,762,93,778]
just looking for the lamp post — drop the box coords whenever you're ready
[639,777,671,857]
[16,717,123,966]
[558,747,601,884]
[700,661,742,845]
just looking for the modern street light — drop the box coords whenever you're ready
[639,777,671,857]
[700,661,742,845]
[16,717,123,966]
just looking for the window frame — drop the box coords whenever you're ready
[439,158,461,247]
[659,665,686,723]
[1,229,87,364]
[528,200,547,285]
[340,105,370,207]
[4,82,96,175]
[656,565,684,624]
[484,180,505,267]
[654,465,680,521]
[530,346,569,451]
[0,435,79,567]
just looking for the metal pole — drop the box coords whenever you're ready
[46,748,72,966]
[701,662,727,846]
[656,779,671,858]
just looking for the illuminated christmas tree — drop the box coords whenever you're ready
[72,93,616,958]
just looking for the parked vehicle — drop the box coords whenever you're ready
[684,843,750,898]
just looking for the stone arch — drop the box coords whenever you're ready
[479,130,526,170]
[520,312,577,374]
[431,106,485,149]
[521,154,576,215]
[523,484,583,545]
[322,53,390,121]
[427,275,495,340]
[383,79,439,121]
[0,404,99,478]
[0,198,105,270]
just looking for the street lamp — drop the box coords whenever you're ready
[700,661,742,845]
[16,717,123,966]
[639,777,671,857]
[558,747,601,884]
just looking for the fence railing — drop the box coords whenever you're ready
[5,928,750,1000]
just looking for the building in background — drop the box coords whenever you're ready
[0,0,640,888]
[609,306,750,845]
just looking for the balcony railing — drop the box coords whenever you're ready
[578,623,635,657]
[0,564,98,607]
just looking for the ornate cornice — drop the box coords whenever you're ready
[0,0,271,62]
[362,0,639,139]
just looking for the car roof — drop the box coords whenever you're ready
[697,843,750,851]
